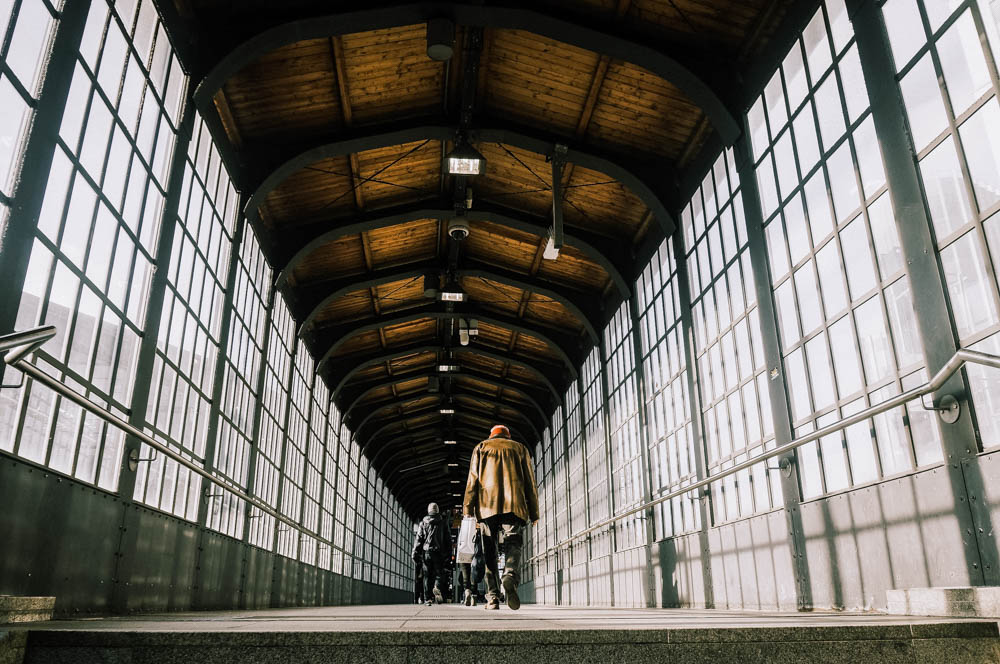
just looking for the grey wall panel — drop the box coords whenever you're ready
[242,547,273,609]
[654,531,707,608]
[194,531,244,610]
[120,505,198,613]
[588,555,612,606]
[300,563,317,605]
[799,466,972,611]
[340,576,352,605]
[764,511,797,610]
[965,450,1000,582]
[569,562,587,606]
[612,548,647,607]
[315,569,333,605]
[270,555,301,607]
[0,461,120,615]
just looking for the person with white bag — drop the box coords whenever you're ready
[462,424,539,610]
[456,518,485,605]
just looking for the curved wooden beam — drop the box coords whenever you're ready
[361,401,536,450]
[313,303,581,379]
[293,259,600,343]
[348,374,549,436]
[325,343,564,405]
[341,368,553,422]
[354,392,543,443]
[240,118,675,242]
[192,4,738,144]
[276,198,631,298]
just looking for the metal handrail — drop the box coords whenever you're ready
[0,325,349,559]
[527,348,1000,563]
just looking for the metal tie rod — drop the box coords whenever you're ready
[0,325,348,558]
[528,347,1000,562]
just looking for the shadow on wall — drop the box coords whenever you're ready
[656,539,680,608]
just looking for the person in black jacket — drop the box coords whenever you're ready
[412,502,452,605]
[412,523,424,604]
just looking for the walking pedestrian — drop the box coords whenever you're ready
[412,523,424,604]
[412,502,452,605]
[462,424,539,610]
[458,522,485,605]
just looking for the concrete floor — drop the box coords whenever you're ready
[16,604,1000,632]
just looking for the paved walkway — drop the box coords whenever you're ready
[15,604,999,632]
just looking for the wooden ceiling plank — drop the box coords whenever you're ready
[212,89,243,149]
[330,36,368,214]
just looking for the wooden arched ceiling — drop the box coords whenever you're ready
[165,0,791,519]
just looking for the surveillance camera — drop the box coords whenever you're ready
[448,218,470,241]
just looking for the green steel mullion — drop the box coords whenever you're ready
[733,128,812,609]
[294,368,318,567]
[848,0,994,583]
[573,374,590,602]
[628,284,657,605]
[240,283,276,547]
[196,200,246,529]
[109,106,194,613]
[670,230,716,608]
[557,395,572,593]
[269,332,298,560]
[0,0,91,384]
[596,331,617,606]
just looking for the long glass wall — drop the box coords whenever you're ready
[0,1,411,598]
[0,0,59,230]
[750,0,941,499]
[524,0,1000,611]
[882,0,1000,448]
[637,239,699,540]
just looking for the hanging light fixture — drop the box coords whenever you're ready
[438,280,466,302]
[426,18,455,61]
[446,136,486,176]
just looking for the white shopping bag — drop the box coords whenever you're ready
[456,516,477,563]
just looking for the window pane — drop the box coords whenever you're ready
[805,331,836,410]
[900,54,950,151]
[855,117,886,198]
[840,216,878,300]
[815,74,847,151]
[882,0,926,70]
[793,102,821,174]
[829,316,862,397]
[854,296,894,384]
[868,193,904,278]
[919,136,974,239]
[803,9,833,80]
[804,169,834,242]
[958,98,1000,214]
[816,240,848,317]
[884,278,922,369]
[0,77,30,196]
[795,262,823,335]
[937,11,992,116]
[840,47,869,123]
[784,42,809,112]
[6,0,55,96]
[940,230,999,339]
[828,141,859,222]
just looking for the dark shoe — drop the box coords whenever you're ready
[502,575,520,610]
[485,599,499,610]
[433,587,443,604]
[424,600,433,606]
[464,589,475,606]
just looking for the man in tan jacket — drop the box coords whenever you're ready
[462,424,539,610]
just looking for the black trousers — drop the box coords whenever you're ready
[413,561,424,603]
[481,513,525,600]
[422,552,446,600]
